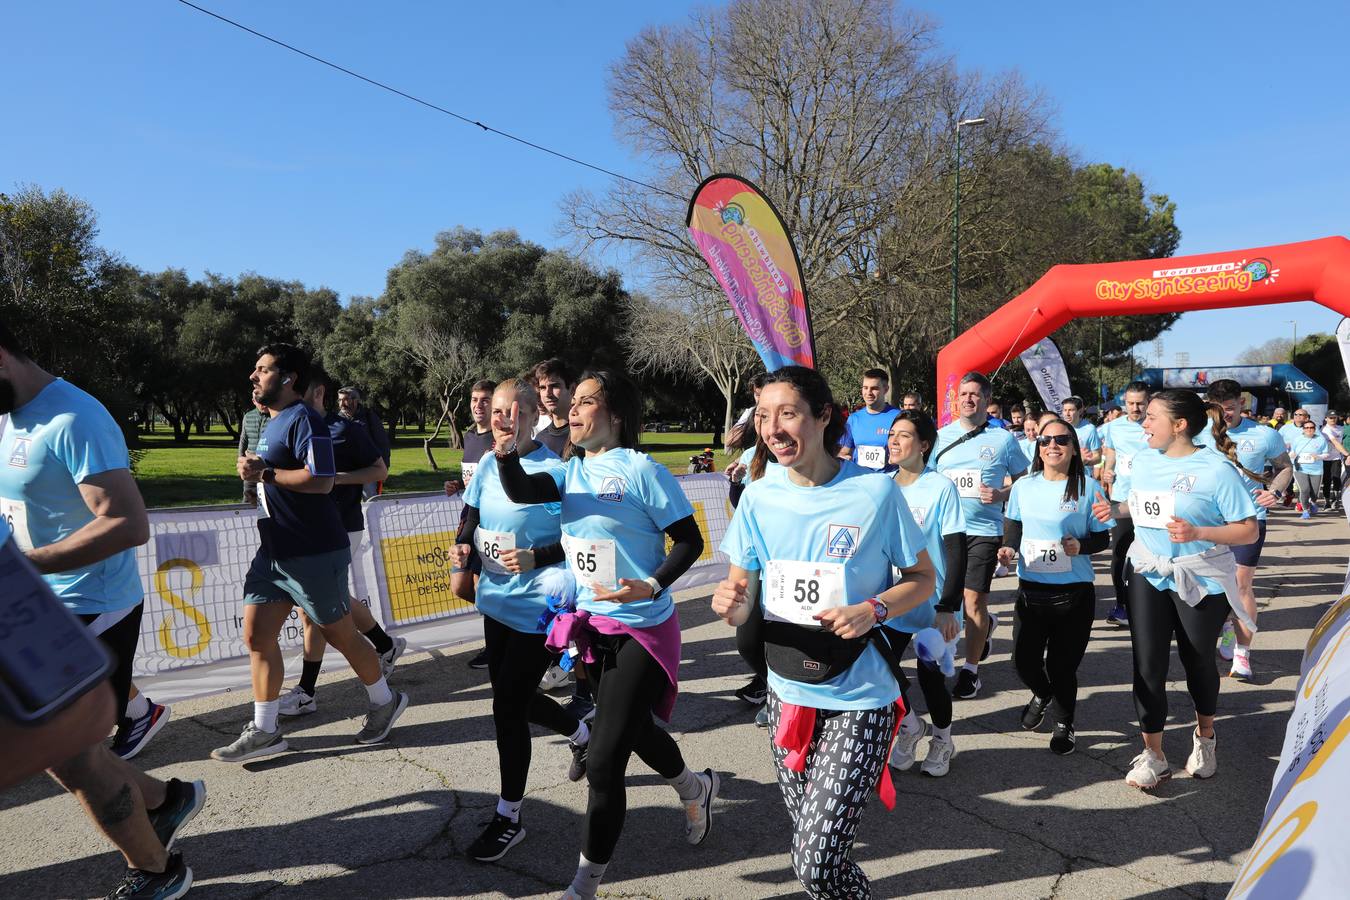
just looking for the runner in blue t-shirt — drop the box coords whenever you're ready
[275,370,406,718]
[1100,382,1152,627]
[713,366,935,899]
[836,367,900,470]
[0,323,202,897]
[1092,390,1258,791]
[212,344,409,764]
[495,368,716,899]
[1199,379,1293,680]
[998,418,1112,756]
[1289,421,1331,518]
[931,372,1029,700]
[1062,396,1102,465]
[882,410,966,776]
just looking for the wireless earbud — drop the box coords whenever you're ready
[282,377,291,385]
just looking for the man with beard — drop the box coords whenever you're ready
[337,386,391,498]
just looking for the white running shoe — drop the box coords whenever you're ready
[1125,749,1172,790]
[920,734,956,777]
[277,685,317,717]
[684,768,720,845]
[889,720,929,771]
[1218,620,1236,661]
[1185,729,1217,778]
[380,636,408,679]
[1229,652,1253,681]
[539,664,573,691]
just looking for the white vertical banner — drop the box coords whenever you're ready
[1337,318,1350,526]
[1018,337,1073,411]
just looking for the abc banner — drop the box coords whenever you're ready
[686,173,815,371]
[1230,594,1350,898]
[1017,337,1073,412]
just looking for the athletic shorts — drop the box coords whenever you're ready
[1231,520,1268,568]
[78,603,144,722]
[965,535,1002,594]
[243,546,353,625]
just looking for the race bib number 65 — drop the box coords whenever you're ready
[562,533,618,591]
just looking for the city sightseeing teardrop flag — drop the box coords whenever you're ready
[686,174,816,370]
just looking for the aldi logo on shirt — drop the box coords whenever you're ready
[8,438,29,468]
[1239,440,1256,453]
[598,477,626,503]
[979,447,995,461]
[1172,474,1198,493]
[826,524,860,559]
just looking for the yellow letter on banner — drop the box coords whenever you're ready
[154,558,213,658]
[1231,801,1317,896]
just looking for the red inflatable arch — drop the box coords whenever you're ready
[937,236,1350,425]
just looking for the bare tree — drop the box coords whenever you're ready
[400,325,484,469]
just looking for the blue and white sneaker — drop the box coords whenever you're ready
[147,778,207,852]
[111,702,172,761]
[104,850,192,899]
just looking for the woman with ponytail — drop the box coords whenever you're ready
[1092,389,1258,791]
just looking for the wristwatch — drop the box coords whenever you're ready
[642,576,663,597]
[261,467,277,484]
[865,597,888,626]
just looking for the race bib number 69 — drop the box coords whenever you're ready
[1129,490,1175,529]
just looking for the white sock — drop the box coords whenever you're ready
[932,724,952,743]
[254,699,279,733]
[496,797,522,822]
[365,676,394,706]
[126,693,150,719]
[569,720,590,746]
[962,662,979,674]
[900,708,923,735]
[569,854,607,898]
[666,766,703,802]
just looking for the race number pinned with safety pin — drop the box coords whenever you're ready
[856,445,887,470]
[1129,489,1175,529]
[562,533,617,591]
[475,528,516,576]
[1021,538,1071,574]
[947,468,983,499]
[763,559,847,626]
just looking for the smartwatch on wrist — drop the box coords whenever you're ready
[865,597,888,626]
[642,576,662,597]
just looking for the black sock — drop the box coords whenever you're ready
[363,624,394,655]
[572,678,593,702]
[298,659,323,695]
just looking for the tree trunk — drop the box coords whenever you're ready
[422,401,451,470]
[216,405,240,440]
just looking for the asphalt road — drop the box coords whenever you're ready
[2,506,1341,899]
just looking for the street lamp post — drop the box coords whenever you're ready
[950,117,987,342]
[1288,319,1298,361]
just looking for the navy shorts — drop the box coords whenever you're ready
[1231,519,1267,568]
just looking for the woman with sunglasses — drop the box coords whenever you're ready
[1288,419,1332,518]
[996,418,1111,755]
[882,410,967,776]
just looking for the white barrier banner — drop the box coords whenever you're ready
[1018,337,1073,412]
[1230,594,1350,898]
[133,474,735,685]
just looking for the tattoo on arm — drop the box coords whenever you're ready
[97,783,137,827]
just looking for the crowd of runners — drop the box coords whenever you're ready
[0,317,1331,899]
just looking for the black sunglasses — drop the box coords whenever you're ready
[1037,434,1073,447]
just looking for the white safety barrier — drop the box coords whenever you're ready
[133,474,735,696]
[1229,593,1350,898]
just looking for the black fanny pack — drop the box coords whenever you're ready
[1017,580,1087,614]
[763,620,905,686]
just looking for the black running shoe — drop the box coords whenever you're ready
[568,741,588,782]
[953,669,981,700]
[1050,722,1076,756]
[467,814,525,862]
[467,649,490,670]
[980,612,1001,662]
[734,675,768,706]
[105,850,192,899]
[147,778,207,852]
[1020,696,1051,731]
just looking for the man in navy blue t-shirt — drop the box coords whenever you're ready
[211,344,410,762]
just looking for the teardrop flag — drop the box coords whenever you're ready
[686,173,816,370]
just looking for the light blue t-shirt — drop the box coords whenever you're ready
[932,421,1029,536]
[839,405,901,470]
[1288,432,1330,475]
[721,460,924,710]
[886,468,966,633]
[1279,423,1303,450]
[1005,473,1112,585]
[464,444,566,633]
[547,448,693,626]
[1102,416,1150,503]
[0,379,143,614]
[1129,448,1259,594]
[1196,418,1285,521]
[1015,435,1037,463]
[1073,420,1102,454]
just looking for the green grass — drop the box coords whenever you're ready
[134,425,725,508]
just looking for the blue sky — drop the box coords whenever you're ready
[4,1,1348,367]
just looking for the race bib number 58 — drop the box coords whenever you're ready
[763,559,847,627]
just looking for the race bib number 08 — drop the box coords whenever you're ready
[475,528,516,576]
[856,445,887,470]
[947,468,983,499]
[763,559,847,627]
[1129,490,1175,529]
[1116,453,1134,476]
[562,533,618,591]
[1021,538,1070,574]
[0,499,32,552]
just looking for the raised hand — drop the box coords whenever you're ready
[1091,487,1114,524]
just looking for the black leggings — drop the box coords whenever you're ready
[1109,520,1134,605]
[581,633,687,864]
[1324,460,1343,505]
[483,615,581,802]
[884,630,952,729]
[1012,582,1095,724]
[1129,579,1230,733]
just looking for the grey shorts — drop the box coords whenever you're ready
[243,546,353,625]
